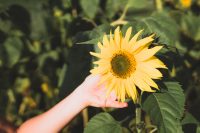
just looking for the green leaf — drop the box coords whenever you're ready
[122,127,131,133]
[105,0,127,19]
[37,50,59,68]
[84,113,122,133]
[57,64,67,88]
[197,125,200,133]
[75,24,111,45]
[80,0,100,19]
[127,12,179,46]
[189,50,200,60]
[128,0,152,9]
[0,20,12,33]
[164,82,185,115]
[1,0,48,40]
[14,77,30,94]
[182,112,199,125]
[77,36,103,45]
[142,82,185,133]
[3,36,23,67]
[181,12,200,42]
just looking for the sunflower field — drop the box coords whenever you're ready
[0,0,200,133]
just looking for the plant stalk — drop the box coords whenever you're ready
[110,1,129,26]
[82,108,89,127]
[136,98,142,133]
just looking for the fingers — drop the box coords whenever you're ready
[105,90,128,108]
[106,100,128,108]
[109,91,117,101]
[82,75,128,108]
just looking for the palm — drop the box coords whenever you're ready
[81,75,127,108]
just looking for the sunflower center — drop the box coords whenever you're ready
[111,51,136,78]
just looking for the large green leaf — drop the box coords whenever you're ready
[3,36,23,67]
[197,126,200,133]
[0,0,48,40]
[127,12,179,46]
[164,82,185,115]
[128,0,152,9]
[37,50,59,68]
[181,12,200,42]
[142,82,185,133]
[75,24,111,45]
[105,0,127,19]
[0,20,12,34]
[77,36,103,45]
[80,0,100,19]
[181,112,200,133]
[84,113,122,133]
[182,112,199,125]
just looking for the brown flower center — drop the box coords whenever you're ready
[111,51,136,78]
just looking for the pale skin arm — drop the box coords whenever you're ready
[17,75,128,133]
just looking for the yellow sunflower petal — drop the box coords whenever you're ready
[90,27,166,102]
[127,78,138,102]
[115,86,120,101]
[116,79,122,100]
[120,80,126,102]
[97,42,104,49]
[137,63,163,79]
[134,71,158,89]
[132,75,155,92]
[97,73,112,85]
[125,80,131,97]
[90,52,102,58]
[109,31,119,52]
[110,31,113,39]
[124,27,132,42]
[106,79,116,97]
[131,36,154,52]
[90,51,111,59]
[144,56,167,69]
[93,60,108,65]
[103,35,110,47]
[90,65,109,74]
[135,46,163,61]
[114,26,121,48]
[128,30,143,46]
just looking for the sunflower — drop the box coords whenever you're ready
[180,0,192,8]
[90,27,167,102]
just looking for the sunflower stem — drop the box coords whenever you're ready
[82,108,89,127]
[135,98,142,133]
[110,1,129,26]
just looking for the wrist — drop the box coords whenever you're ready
[73,85,89,109]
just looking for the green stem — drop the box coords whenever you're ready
[119,3,129,20]
[110,1,129,26]
[82,108,89,127]
[82,17,97,27]
[135,98,142,133]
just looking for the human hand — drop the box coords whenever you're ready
[75,74,128,108]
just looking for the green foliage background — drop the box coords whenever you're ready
[0,0,200,132]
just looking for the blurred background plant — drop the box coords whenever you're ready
[0,0,200,133]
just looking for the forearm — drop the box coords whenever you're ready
[17,74,127,133]
[18,85,87,133]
